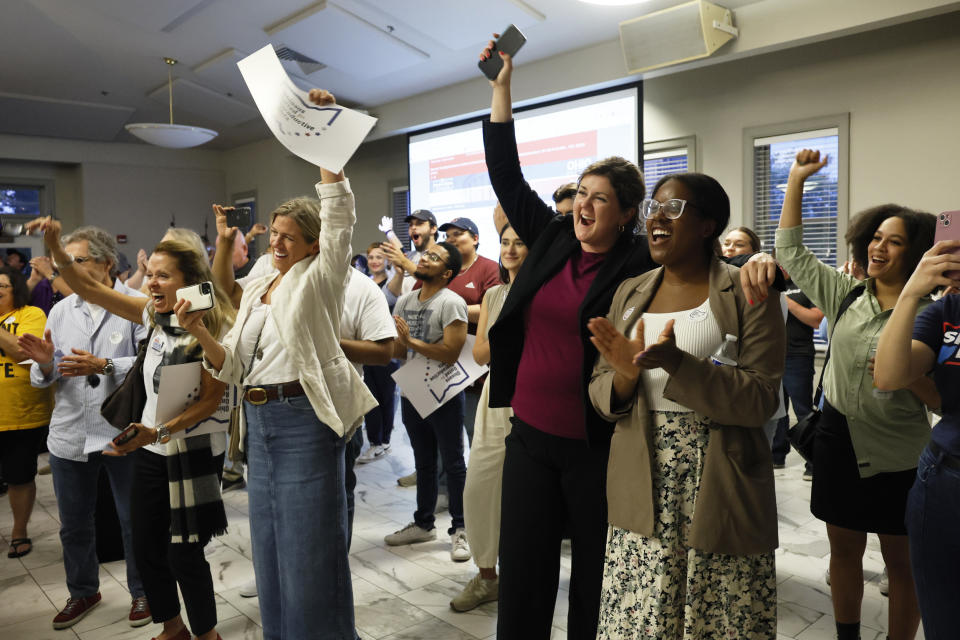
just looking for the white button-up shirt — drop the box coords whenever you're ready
[30,279,147,461]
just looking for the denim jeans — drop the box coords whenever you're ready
[49,452,144,600]
[344,428,363,548]
[772,354,815,464]
[245,393,356,640]
[906,443,960,640]
[401,394,466,534]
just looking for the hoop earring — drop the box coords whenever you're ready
[618,225,625,233]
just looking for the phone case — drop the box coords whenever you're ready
[226,207,251,229]
[113,424,139,446]
[478,25,526,81]
[935,211,960,279]
[176,282,215,312]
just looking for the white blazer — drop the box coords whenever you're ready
[206,179,376,437]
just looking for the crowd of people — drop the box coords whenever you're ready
[0,45,955,640]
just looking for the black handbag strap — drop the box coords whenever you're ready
[813,285,866,407]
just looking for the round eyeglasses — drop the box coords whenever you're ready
[640,198,689,220]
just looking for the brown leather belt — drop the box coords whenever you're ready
[244,382,306,405]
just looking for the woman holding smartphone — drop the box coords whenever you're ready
[175,90,375,640]
[24,217,234,640]
[743,149,938,640]
[874,239,960,639]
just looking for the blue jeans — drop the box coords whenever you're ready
[906,443,960,640]
[401,394,466,533]
[344,428,363,548]
[49,452,144,600]
[244,394,356,640]
[772,354,815,464]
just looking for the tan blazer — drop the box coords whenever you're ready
[589,258,785,555]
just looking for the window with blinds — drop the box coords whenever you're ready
[0,185,42,215]
[752,128,840,265]
[391,185,411,249]
[643,149,689,198]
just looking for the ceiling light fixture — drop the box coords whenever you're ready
[125,57,218,148]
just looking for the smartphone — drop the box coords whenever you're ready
[478,25,527,81]
[934,211,960,279]
[112,423,139,447]
[176,281,215,312]
[226,206,252,230]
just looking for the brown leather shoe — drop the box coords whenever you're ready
[128,596,151,627]
[52,592,102,629]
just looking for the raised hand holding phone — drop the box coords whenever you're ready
[478,25,526,81]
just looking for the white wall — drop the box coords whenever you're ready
[0,135,224,258]
[642,12,960,226]
[221,131,408,258]
[338,12,960,249]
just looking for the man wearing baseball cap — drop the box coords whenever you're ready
[438,217,500,445]
[382,209,439,298]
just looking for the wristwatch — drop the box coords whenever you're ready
[154,424,172,445]
[100,358,114,375]
[47,272,58,282]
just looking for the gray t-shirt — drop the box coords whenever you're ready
[394,287,468,365]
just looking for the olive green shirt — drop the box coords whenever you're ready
[775,226,930,477]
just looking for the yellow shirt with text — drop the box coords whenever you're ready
[0,306,53,431]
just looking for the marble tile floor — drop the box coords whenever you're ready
[0,432,922,640]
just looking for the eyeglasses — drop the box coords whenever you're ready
[640,198,689,220]
[422,251,445,263]
[86,374,100,388]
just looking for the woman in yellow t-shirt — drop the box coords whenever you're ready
[0,265,53,558]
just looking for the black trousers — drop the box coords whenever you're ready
[497,418,609,640]
[130,449,224,636]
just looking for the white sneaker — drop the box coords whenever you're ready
[450,528,471,562]
[374,443,391,459]
[450,573,498,612]
[357,445,381,464]
[239,578,258,598]
[385,522,436,546]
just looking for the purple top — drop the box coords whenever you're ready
[512,249,607,439]
[29,278,57,315]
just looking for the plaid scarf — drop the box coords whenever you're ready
[147,308,228,543]
[165,433,227,544]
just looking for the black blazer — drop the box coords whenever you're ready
[484,120,656,447]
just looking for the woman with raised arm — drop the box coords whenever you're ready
[175,89,375,640]
[479,40,653,639]
[874,239,960,639]
[588,173,784,639]
[24,216,234,640]
[766,149,937,640]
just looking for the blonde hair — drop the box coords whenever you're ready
[148,239,235,341]
[162,228,207,262]
[271,197,322,245]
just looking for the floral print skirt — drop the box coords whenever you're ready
[597,411,777,640]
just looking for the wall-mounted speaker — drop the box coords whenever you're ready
[619,0,738,74]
